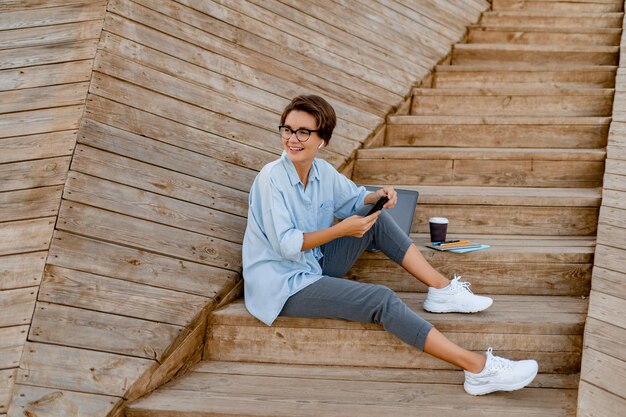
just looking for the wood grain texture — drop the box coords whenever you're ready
[39,265,210,327]
[7,384,119,417]
[0,252,46,290]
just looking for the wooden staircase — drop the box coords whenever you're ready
[126,1,620,416]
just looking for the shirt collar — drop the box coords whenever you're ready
[281,151,320,187]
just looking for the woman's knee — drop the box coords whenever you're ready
[370,285,400,322]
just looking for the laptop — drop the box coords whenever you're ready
[364,186,419,251]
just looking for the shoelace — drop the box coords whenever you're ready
[486,347,513,372]
[450,274,474,294]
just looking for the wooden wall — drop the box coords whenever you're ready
[577,13,626,417]
[0,1,106,416]
[4,1,489,416]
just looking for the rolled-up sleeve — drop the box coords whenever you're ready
[260,176,304,262]
[332,171,368,219]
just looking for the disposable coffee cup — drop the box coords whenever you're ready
[429,217,448,243]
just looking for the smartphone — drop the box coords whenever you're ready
[366,196,389,216]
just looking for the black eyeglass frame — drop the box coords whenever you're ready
[278,125,320,143]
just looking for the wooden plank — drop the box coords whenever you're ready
[57,201,243,271]
[8,384,119,417]
[0,0,104,12]
[103,1,389,118]
[602,189,626,209]
[603,174,626,194]
[587,290,626,328]
[0,82,89,114]
[0,217,54,256]
[600,206,626,228]
[0,2,106,30]
[39,265,210,327]
[0,186,62,222]
[0,39,98,70]
[0,326,28,369]
[0,252,46,290]
[606,158,626,175]
[84,96,275,172]
[413,205,599,236]
[0,156,70,192]
[127,385,576,417]
[211,296,586,334]
[350,258,591,296]
[161,372,575,412]
[0,20,102,50]
[0,61,92,91]
[70,145,249,217]
[64,172,246,244]
[594,245,626,276]
[126,381,576,417]
[580,348,626,399]
[194,360,578,389]
[0,106,83,139]
[0,287,37,327]
[0,130,76,163]
[0,369,16,414]
[30,302,184,361]
[2,378,14,413]
[16,342,153,396]
[596,222,626,249]
[77,118,257,193]
[578,380,626,417]
[207,324,580,373]
[590,265,626,300]
[49,231,238,298]
[583,317,626,364]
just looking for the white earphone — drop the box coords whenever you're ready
[318,142,324,149]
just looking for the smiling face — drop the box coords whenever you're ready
[281,110,325,166]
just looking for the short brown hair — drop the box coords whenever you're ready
[280,95,336,143]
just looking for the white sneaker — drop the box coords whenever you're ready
[464,348,539,395]
[423,275,493,313]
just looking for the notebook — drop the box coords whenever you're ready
[364,186,419,252]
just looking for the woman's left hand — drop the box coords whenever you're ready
[377,187,397,209]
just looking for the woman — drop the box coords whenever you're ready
[242,95,538,395]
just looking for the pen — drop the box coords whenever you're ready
[433,240,461,246]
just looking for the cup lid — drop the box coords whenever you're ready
[429,217,448,224]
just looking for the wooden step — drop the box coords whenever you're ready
[404,185,600,236]
[385,116,610,148]
[492,0,624,13]
[433,65,617,88]
[410,87,614,117]
[126,361,579,417]
[354,147,605,187]
[479,11,624,28]
[205,296,586,373]
[452,44,619,66]
[349,234,593,296]
[467,26,621,46]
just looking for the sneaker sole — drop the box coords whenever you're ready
[423,299,493,314]
[463,368,539,396]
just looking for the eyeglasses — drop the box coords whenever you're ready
[278,125,319,143]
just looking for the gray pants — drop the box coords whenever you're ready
[280,208,434,351]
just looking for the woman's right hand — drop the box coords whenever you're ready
[337,211,381,238]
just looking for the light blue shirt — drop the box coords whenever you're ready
[242,152,368,325]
